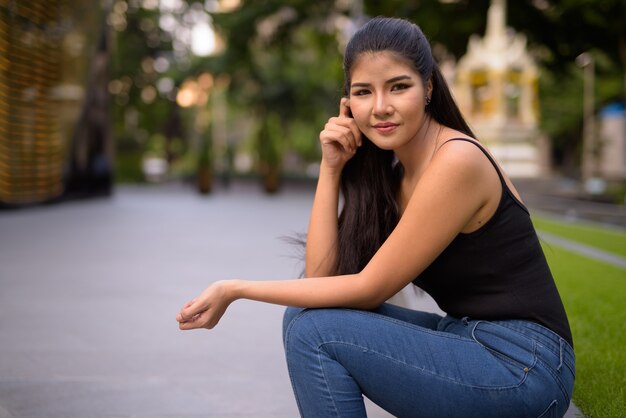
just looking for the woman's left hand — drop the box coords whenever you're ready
[176,281,235,330]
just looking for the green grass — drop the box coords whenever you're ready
[542,244,626,418]
[533,216,626,258]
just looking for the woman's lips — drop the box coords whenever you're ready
[373,123,398,133]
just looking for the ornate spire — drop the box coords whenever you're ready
[485,0,507,50]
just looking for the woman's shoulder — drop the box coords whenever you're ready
[430,133,525,207]
[432,135,493,175]
[424,134,502,201]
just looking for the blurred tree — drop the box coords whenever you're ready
[109,0,188,182]
[109,0,623,181]
[193,0,345,190]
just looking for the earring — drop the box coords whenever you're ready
[425,96,431,106]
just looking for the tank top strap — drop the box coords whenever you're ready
[441,137,529,214]
[440,138,507,187]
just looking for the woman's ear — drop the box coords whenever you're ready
[426,78,433,99]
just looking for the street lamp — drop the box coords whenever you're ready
[576,52,605,194]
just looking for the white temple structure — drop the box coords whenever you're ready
[453,0,549,178]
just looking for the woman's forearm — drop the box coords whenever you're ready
[177,274,381,330]
[305,160,342,277]
[230,274,380,310]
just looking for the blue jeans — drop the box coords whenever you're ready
[282,304,575,418]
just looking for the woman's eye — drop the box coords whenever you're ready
[352,89,370,96]
[391,83,410,91]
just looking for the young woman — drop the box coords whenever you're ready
[177,17,575,418]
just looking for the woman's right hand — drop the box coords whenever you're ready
[319,98,362,172]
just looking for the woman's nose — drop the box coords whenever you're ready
[373,93,392,116]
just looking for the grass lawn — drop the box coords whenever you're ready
[542,244,626,418]
[533,215,626,258]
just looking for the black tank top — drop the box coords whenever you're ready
[413,138,573,346]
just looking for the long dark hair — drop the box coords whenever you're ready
[331,17,475,276]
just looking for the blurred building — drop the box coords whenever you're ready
[597,103,626,181]
[0,0,112,206]
[453,0,549,178]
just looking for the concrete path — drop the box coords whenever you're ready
[537,231,626,269]
[0,182,583,417]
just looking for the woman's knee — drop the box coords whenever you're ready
[282,306,306,345]
[283,308,353,351]
[283,307,342,351]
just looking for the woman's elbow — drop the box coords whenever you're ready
[350,275,389,309]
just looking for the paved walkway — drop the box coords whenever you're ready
[537,231,626,269]
[0,182,584,417]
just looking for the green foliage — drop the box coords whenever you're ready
[538,65,585,172]
[289,119,323,162]
[257,112,283,167]
[110,2,190,182]
[521,0,625,75]
[543,245,626,418]
[114,149,144,183]
[364,0,625,78]
[364,0,492,58]
[207,0,344,169]
[144,134,167,158]
[110,0,625,180]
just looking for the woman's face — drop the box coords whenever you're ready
[348,51,432,151]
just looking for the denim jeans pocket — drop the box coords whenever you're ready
[471,321,537,380]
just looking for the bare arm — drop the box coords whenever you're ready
[305,98,362,277]
[177,141,497,330]
[304,162,342,277]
